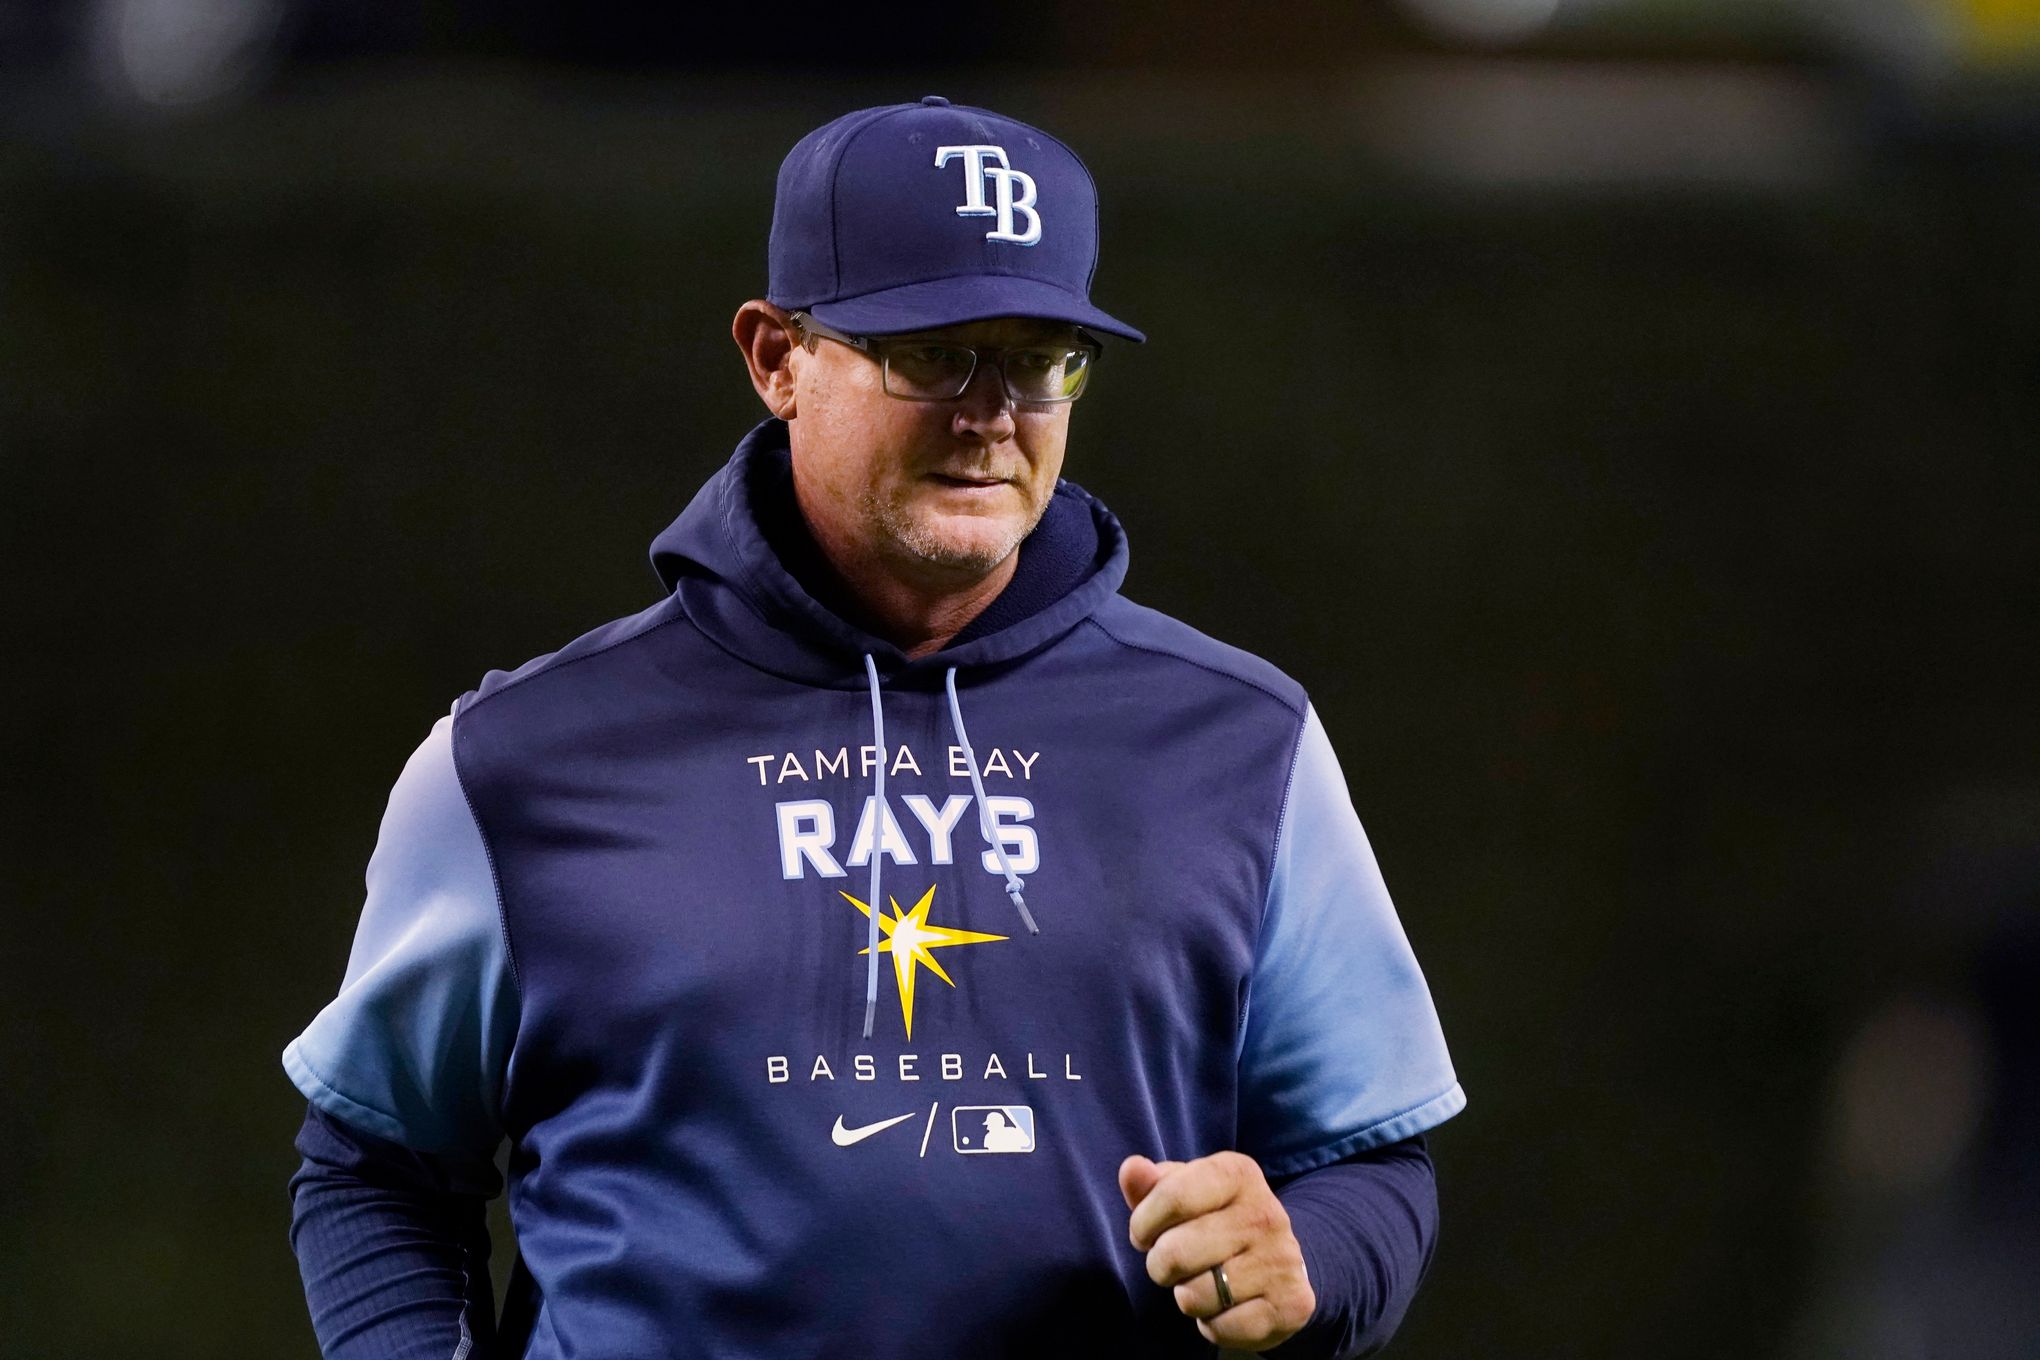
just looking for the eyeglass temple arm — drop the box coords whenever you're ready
[787,310,873,353]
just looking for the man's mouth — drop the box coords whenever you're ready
[928,473,1006,488]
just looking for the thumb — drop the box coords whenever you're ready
[1118,1154,1185,1211]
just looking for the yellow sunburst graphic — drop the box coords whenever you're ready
[841,884,1008,1039]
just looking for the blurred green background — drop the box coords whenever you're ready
[4,2,2038,1356]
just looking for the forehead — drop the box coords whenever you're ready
[880,315,1085,346]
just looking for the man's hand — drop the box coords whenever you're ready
[1119,1150,1316,1352]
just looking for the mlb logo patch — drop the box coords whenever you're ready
[952,1104,1036,1154]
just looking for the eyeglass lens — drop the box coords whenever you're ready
[884,342,1094,403]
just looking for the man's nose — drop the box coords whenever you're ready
[950,359,1016,442]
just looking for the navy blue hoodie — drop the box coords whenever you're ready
[284,417,1465,1358]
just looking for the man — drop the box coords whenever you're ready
[284,97,1464,1359]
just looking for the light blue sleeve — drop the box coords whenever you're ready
[281,705,517,1156]
[1236,703,1466,1176]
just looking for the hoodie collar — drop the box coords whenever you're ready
[650,418,1129,689]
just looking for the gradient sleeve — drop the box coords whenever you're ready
[1236,704,1465,1176]
[282,706,518,1156]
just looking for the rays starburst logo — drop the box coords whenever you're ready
[841,884,1007,1039]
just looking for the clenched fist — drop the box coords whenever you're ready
[1119,1150,1316,1352]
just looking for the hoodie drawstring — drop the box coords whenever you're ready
[860,654,886,1040]
[858,656,1039,1040]
[945,666,1038,936]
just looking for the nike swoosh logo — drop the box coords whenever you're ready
[831,1112,917,1147]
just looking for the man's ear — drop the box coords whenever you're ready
[733,300,800,420]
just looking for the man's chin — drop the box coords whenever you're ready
[890,515,1027,577]
[913,540,1018,577]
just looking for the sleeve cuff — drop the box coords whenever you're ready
[283,1039,417,1149]
[1256,1082,1466,1178]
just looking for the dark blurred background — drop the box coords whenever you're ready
[4,1,2038,1356]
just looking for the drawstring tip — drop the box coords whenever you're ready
[862,997,875,1039]
[1009,888,1039,936]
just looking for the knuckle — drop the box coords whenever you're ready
[1145,1249,1170,1287]
[1216,1150,1255,1182]
[1145,1241,1180,1287]
[1212,1299,1274,1347]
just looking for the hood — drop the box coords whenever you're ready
[649,416,1131,1037]
[650,417,1130,689]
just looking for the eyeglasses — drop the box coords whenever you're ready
[789,311,1100,405]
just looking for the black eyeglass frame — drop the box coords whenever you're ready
[787,310,1101,406]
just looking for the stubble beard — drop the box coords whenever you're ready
[864,486,1041,578]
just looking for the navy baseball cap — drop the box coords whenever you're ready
[767,96,1144,342]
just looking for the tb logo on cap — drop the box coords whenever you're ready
[934,145,1041,247]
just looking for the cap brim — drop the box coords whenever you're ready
[802,274,1145,342]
